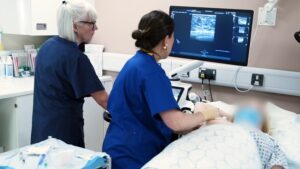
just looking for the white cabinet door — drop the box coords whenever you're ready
[0,94,33,151]
[0,0,60,35]
[30,0,61,35]
[83,97,104,151]
[16,94,34,147]
[83,79,112,152]
[0,0,31,34]
[0,0,95,35]
[0,97,18,151]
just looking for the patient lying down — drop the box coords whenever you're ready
[196,102,288,169]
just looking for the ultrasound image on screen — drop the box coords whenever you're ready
[190,14,216,42]
[170,6,253,66]
[238,27,246,33]
[238,17,248,25]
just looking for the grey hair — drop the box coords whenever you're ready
[57,0,97,43]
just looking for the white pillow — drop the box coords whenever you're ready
[265,102,300,168]
[266,102,298,128]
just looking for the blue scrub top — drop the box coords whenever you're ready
[31,36,104,147]
[103,51,179,169]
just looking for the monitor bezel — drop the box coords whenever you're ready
[172,86,184,103]
[169,6,254,66]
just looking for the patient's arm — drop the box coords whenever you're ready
[271,166,284,169]
[194,102,233,121]
[160,109,206,134]
[219,110,234,121]
[160,103,223,134]
[206,118,231,125]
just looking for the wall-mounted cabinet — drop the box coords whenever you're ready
[0,0,61,35]
[0,0,95,36]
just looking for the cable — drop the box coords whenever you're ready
[234,66,254,93]
[248,25,259,62]
[250,25,259,49]
[201,78,207,100]
[208,79,213,102]
[232,25,259,93]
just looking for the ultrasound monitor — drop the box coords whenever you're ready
[170,6,254,66]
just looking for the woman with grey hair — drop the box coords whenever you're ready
[31,0,108,147]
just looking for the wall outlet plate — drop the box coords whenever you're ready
[199,68,216,80]
[251,73,264,86]
[258,7,277,26]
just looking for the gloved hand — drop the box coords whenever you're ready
[194,102,220,121]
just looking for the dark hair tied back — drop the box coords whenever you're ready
[132,10,174,51]
[132,29,147,40]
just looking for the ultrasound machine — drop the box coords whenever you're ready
[168,6,253,110]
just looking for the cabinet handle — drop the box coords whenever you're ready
[14,104,18,108]
[36,23,47,30]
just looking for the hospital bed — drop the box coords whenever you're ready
[142,101,300,169]
[103,99,300,169]
[0,138,111,169]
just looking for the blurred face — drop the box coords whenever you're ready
[234,106,263,128]
[231,99,269,133]
[74,19,97,44]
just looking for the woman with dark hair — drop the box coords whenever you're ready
[103,10,220,169]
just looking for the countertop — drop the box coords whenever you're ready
[0,76,112,99]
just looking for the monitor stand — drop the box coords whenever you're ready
[169,60,204,109]
[168,60,204,80]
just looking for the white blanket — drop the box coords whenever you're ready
[0,138,110,169]
[143,124,261,169]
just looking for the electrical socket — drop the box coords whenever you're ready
[258,7,277,26]
[251,73,264,86]
[199,68,216,80]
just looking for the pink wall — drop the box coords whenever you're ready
[92,0,300,71]
[92,0,300,112]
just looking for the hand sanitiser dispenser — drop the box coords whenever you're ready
[0,56,5,77]
[0,27,4,51]
[5,56,13,77]
[0,51,11,77]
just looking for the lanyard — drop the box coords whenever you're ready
[141,49,154,56]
